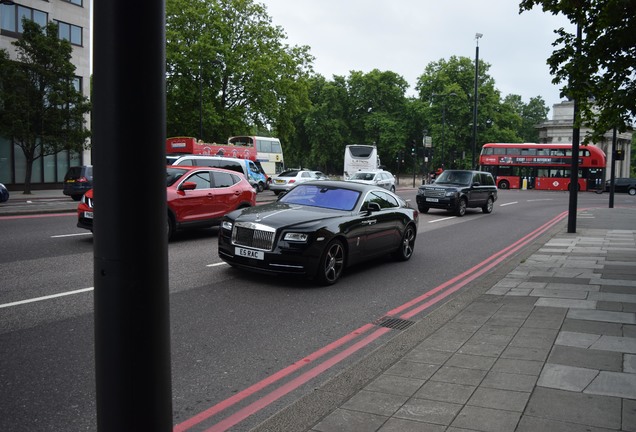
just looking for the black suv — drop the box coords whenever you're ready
[605,178,636,196]
[63,165,93,201]
[416,169,498,216]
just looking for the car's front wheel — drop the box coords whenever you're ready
[417,206,429,213]
[482,196,494,214]
[393,224,416,261]
[167,214,175,240]
[455,198,467,217]
[316,239,345,285]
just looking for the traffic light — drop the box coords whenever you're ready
[410,140,416,156]
[615,149,624,161]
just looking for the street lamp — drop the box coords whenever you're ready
[471,33,482,170]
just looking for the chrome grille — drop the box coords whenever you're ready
[232,222,276,251]
[424,189,446,198]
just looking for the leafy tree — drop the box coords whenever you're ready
[0,20,91,194]
[165,0,313,144]
[503,95,550,142]
[416,56,510,169]
[519,0,636,141]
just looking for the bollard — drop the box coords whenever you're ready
[522,177,528,190]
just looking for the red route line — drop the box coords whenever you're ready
[204,327,393,432]
[175,210,569,431]
[173,323,376,432]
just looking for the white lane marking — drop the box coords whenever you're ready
[429,216,455,223]
[500,201,518,207]
[527,199,554,202]
[0,287,94,309]
[51,232,92,238]
[206,262,227,267]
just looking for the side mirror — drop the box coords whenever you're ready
[367,202,381,212]
[179,181,197,191]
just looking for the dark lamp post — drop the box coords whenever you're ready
[471,33,482,170]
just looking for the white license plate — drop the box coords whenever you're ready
[235,247,264,260]
[425,198,439,203]
[84,211,94,219]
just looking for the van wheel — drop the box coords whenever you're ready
[256,182,264,193]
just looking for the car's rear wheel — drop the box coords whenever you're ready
[629,187,636,196]
[316,239,345,285]
[482,197,494,214]
[393,224,416,261]
[455,198,467,217]
[167,214,175,240]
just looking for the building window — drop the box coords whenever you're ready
[62,0,83,6]
[56,20,83,46]
[0,4,47,35]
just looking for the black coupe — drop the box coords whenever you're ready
[218,180,418,285]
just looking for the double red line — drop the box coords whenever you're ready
[175,211,568,432]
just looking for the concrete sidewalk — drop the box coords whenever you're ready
[254,207,636,432]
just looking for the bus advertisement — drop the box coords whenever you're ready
[166,137,257,163]
[228,136,285,178]
[479,143,606,191]
[343,144,380,179]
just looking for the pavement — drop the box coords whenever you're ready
[3,189,636,431]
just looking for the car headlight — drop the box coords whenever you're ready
[283,232,308,242]
[445,191,458,197]
[221,220,233,231]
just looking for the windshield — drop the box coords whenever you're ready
[350,172,376,181]
[279,184,360,211]
[435,170,472,185]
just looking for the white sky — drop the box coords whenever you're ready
[260,0,574,114]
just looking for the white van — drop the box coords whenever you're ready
[169,155,267,192]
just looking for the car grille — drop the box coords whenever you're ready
[232,222,276,251]
[423,189,446,198]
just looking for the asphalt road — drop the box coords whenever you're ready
[0,188,633,431]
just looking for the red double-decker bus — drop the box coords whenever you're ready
[479,143,606,191]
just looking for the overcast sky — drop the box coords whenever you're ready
[260,0,574,115]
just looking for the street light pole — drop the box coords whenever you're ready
[472,33,482,170]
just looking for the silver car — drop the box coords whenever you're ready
[270,169,322,195]
[345,170,396,192]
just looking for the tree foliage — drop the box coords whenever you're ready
[0,20,91,193]
[519,0,636,141]
[165,0,313,144]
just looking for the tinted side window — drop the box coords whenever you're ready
[211,171,237,188]
[186,171,211,189]
[219,162,244,175]
[482,173,495,186]
[366,191,397,209]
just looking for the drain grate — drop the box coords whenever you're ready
[374,316,415,331]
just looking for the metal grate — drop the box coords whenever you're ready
[374,316,415,331]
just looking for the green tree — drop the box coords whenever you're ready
[0,20,91,194]
[519,0,636,141]
[165,0,313,144]
[502,94,549,142]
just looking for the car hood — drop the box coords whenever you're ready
[228,201,348,229]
